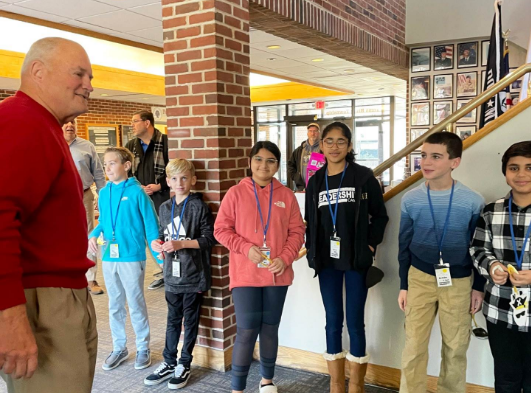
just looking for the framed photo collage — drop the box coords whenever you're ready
[409,40,490,174]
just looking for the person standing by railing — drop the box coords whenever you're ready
[305,122,389,393]
[398,132,485,393]
[471,141,531,392]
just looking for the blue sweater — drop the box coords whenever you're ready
[90,177,159,262]
[398,181,485,291]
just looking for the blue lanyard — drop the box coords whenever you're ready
[427,181,455,262]
[325,162,347,236]
[252,180,273,247]
[110,179,128,241]
[508,193,531,269]
[171,195,190,240]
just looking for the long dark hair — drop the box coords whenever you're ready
[321,122,356,162]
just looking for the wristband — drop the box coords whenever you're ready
[491,264,503,275]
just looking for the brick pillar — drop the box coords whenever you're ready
[162,0,252,371]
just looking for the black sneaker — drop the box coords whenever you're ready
[148,278,164,290]
[144,362,176,386]
[168,364,191,390]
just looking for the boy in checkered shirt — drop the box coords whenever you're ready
[470,141,531,392]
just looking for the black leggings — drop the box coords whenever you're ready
[231,286,288,391]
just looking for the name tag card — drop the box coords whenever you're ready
[110,243,120,258]
[434,263,452,287]
[330,236,341,259]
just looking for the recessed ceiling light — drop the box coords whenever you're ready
[344,69,356,74]
[100,93,108,96]
[378,88,385,91]
[312,58,324,62]
[267,58,277,61]
[267,45,281,49]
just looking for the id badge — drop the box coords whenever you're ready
[434,263,452,287]
[258,246,271,268]
[172,257,181,277]
[330,236,341,259]
[510,288,529,327]
[110,243,120,258]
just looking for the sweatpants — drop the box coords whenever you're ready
[102,261,150,352]
[163,292,203,367]
[231,286,289,391]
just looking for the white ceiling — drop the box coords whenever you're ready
[0,0,407,100]
[406,0,531,49]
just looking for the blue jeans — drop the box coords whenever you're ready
[318,268,368,357]
[231,286,288,391]
[102,261,150,352]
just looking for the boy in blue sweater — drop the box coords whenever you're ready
[397,132,485,393]
[88,147,159,372]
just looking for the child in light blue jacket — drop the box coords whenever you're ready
[88,147,159,372]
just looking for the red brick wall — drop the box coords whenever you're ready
[250,0,408,79]
[0,89,162,141]
[162,0,252,364]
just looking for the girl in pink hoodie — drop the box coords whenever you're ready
[215,141,305,393]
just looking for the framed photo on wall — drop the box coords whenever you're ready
[411,76,430,100]
[434,44,454,70]
[433,74,453,99]
[120,125,133,147]
[457,41,478,68]
[411,102,430,126]
[433,101,452,125]
[87,124,119,163]
[410,128,429,141]
[457,71,478,97]
[481,40,490,66]
[411,47,431,72]
[509,67,523,93]
[456,125,476,140]
[410,153,422,173]
[456,99,477,123]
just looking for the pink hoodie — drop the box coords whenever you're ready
[214,177,305,290]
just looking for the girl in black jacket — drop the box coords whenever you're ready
[305,122,388,393]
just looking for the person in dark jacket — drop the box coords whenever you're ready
[305,122,389,393]
[287,122,321,191]
[144,158,215,389]
[125,110,170,289]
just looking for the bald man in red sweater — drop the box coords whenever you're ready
[0,37,97,393]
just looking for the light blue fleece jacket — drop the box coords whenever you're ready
[89,177,159,262]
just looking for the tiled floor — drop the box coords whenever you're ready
[1,257,397,393]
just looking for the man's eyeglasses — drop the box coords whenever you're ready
[322,138,348,148]
[131,119,145,125]
[252,156,278,166]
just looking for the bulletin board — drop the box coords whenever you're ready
[87,124,119,163]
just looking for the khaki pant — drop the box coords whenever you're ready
[83,189,98,282]
[400,266,472,393]
[1,288,98,393]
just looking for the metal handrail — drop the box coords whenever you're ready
[373,63,531,177]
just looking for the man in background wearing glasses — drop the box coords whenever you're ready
[288,122,321,191]
[125,110,169,289]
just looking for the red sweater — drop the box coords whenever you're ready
[0,91,94,310]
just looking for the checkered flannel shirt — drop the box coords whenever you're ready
[470,196,531,331]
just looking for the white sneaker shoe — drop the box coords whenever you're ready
[259,382,278,392]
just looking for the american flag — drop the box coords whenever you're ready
[435,45,453,59]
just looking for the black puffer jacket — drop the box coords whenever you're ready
[158,193,216,293]
[305,162,389,275]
